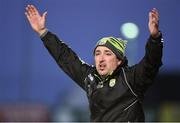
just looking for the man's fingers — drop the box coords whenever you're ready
[25,12,29,17]
[151,12,159,20]
[152,8,159,16]
[26,4,38,16]
[149,8,159,24]
[27,5,34,15]
[151,8,159,20]
[25,12,31,23]
[25,5,33,16]
[30,5,39,16]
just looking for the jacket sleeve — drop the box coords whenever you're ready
[41,31,91,90]
[129,33,163,95]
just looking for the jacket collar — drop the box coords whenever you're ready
[93,65,122,81]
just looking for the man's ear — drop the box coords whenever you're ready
[117,60,122,65]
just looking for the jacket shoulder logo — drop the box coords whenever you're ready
[109,79,116,87]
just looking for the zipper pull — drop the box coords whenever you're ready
[97,81,103,88]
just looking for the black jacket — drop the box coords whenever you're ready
[41,31,163,122]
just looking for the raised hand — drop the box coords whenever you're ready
[25,5,47,36]
[148,8,160,38]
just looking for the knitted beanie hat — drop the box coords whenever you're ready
[94,36,127,60]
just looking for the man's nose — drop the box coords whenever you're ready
[99,55,105,62]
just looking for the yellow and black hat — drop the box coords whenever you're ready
[94,36,127,60]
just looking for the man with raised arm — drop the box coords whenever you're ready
[25,5,163,122]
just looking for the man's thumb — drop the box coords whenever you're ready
[42,11,47,19]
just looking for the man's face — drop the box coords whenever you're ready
[94,46,122,76]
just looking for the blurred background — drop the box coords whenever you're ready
[0,0,180,121]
